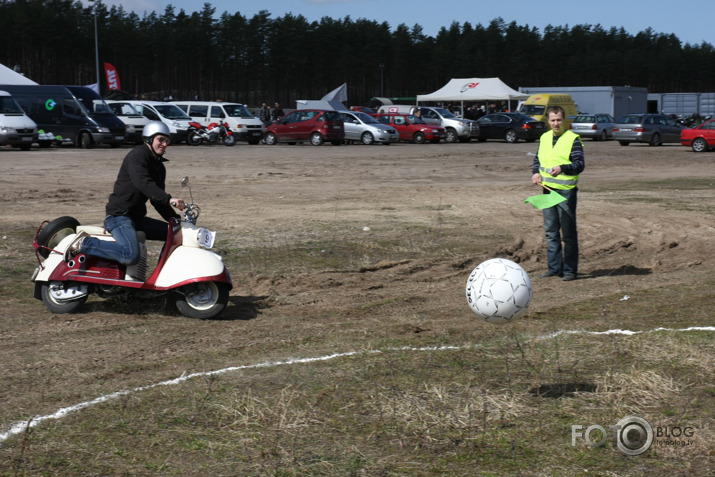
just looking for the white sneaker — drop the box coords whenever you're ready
[63,231,88,262]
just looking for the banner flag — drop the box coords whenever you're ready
[104,63,121,90]
[525,191,567,209]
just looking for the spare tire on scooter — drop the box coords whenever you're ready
[36,216,80,259]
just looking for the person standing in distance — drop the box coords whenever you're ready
[531,106,585,281]
[64,121,186,264]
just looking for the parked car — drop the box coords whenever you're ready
[612,114,683,146]
[680,119,715,152]
[340,111,398,145]
[418,106,479,143]
[1,84,125,148]
[570,113,616,141]
[0,90,38,150]
[116,100,193,144]
[476,113,545,143]
[106,100,150,144]
[373,113,446,143]
[264,109,344,146]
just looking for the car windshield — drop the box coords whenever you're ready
[574,115,595,123]
[152,104,191,120]
[617,115,644,124]
[353,111,379,124]
[0,96,25,114]
[511,113,536,122]
[69,88,111,114]
[431,107,457,118]
[109,102,141,116]
[223,104,253,118]
[519,104,546,116]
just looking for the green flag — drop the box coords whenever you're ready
[525,191,567,209]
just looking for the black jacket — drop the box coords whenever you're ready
[105,145,179,221]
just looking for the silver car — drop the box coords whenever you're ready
[340,111,399,145]
[570,113,615,141]
[613,114,683,146]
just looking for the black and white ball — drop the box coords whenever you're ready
[465,258,532,324]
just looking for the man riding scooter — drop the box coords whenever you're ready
[65,121,186,263]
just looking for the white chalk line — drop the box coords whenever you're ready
[1,326,713,445]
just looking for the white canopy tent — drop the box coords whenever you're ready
[417,78,528,114]
[0,63,37,85]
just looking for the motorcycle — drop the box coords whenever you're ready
[187,121,236,146]
[31,177,232,319]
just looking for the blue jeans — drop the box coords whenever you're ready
[81,215,168,265]
[542,188,578,276]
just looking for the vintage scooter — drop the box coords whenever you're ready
[31,177,232,319]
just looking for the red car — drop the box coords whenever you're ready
[264,109,344,146]
[681,119,715,152]
[373,113,446,143]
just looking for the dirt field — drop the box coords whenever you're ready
[0,139,713,474]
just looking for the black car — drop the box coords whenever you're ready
[476,113,545,143]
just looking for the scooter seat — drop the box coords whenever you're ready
[76,225,146,243]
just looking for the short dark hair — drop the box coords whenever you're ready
[547,105,565,118]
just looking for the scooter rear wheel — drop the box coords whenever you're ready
[175,281,229,319]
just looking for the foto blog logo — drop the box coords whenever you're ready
[571,416,654,456]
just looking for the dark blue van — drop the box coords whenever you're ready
[0,84,125,148]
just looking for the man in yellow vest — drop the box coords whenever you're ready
[531,106,585,281]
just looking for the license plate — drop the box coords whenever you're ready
[251,132,262,136]
[620,128,632,132]
[115,136,124,140]
[333,126,341,129]
[22,137,32,141]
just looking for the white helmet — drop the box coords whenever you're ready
[142,121,170,144]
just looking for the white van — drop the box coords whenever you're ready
[105,100,151,144]
[0,90,38,150]
[121,100,193,144]
[173,101,265,145]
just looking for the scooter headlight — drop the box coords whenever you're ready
[197,227,215,249]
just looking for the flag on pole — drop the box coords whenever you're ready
[525,191,567,209]
[104,63,121,90]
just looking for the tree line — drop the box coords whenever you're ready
[1,0,714,107]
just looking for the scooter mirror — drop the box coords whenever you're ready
[181,176,190,187]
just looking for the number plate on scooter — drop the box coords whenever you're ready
[197,228,216,248]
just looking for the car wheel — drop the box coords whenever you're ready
[310,132,324,146]
[599,130,607,141]
[78,132,92,149]
[413,132,426,144]
[361,132,375,145]
[649,133,661,146]
[505,129,518,143]
[264,132,278,145]
[692,137,708,152]
[619,141,630,146]
[445,128,458,143]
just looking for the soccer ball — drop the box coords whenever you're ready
[465,258,532,324]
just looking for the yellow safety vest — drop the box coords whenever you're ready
[538,130,581,190]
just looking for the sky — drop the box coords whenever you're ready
[93,0,715,47]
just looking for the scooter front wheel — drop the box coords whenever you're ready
[40,281,88,314]
[175,281,229,319]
